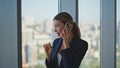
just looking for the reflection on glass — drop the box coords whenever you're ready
[22,0,58,68]
[79,0,100,68]
[117,0,120,68]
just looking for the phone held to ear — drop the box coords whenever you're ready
[64,22,73,30]
[64,22,69,29]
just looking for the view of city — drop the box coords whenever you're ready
[22,0,58,68]
[22,17,101,68]
[22,0,120,68]
[79,23,100,68]
[79,0,100,68]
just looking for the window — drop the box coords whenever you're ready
[22,0,58,68]
[117,0,120,68]
[79,0,100,68]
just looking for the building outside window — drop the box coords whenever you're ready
[79,0,100,68]
[22,0,58,68]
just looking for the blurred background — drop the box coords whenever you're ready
[21,0,120,68]
[0,0,119,68]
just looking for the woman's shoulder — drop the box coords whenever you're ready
[73,37,87,43]
[79,38,88,46]
[52,38,62,46]
[72,37,88,47]
[53,38,62,42]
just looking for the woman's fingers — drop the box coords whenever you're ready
[43,43,52,61]
[61,28,69,40]
[43,43,52,52]
[60,30,65,39]
[43,43,52,55]
[64,27,72,39]
[43,43,51,47]
[62,29,66,37]
[48,43,52,48]
[65,28,69,38]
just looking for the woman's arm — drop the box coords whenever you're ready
[61,41,88,68]
[45,38,59,68]
[45,57,54,68]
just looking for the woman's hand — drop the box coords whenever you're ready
[43,43,52,61]
[60,25,73,49]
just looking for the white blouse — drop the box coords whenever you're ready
[57,53,62,66]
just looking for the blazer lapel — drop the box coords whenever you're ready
[52,38,63,59]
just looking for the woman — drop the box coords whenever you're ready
[43,12,88,68]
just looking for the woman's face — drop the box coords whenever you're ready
[53,20,65,37]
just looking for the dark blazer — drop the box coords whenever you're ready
[45,37,88,68]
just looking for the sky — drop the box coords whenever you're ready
[22,0,120,23]
[79,0,100,23]
[22,0,58,22]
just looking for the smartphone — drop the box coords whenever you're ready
[64,22,73,30]
[64,22,69,29]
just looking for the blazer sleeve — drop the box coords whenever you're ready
[45,57,54,68]
[61,40,88,68]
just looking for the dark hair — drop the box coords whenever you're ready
[53,12,81,38]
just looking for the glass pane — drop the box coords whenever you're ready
[117,0,120,68]
[79,0,100,68]
[22,0,58,68]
